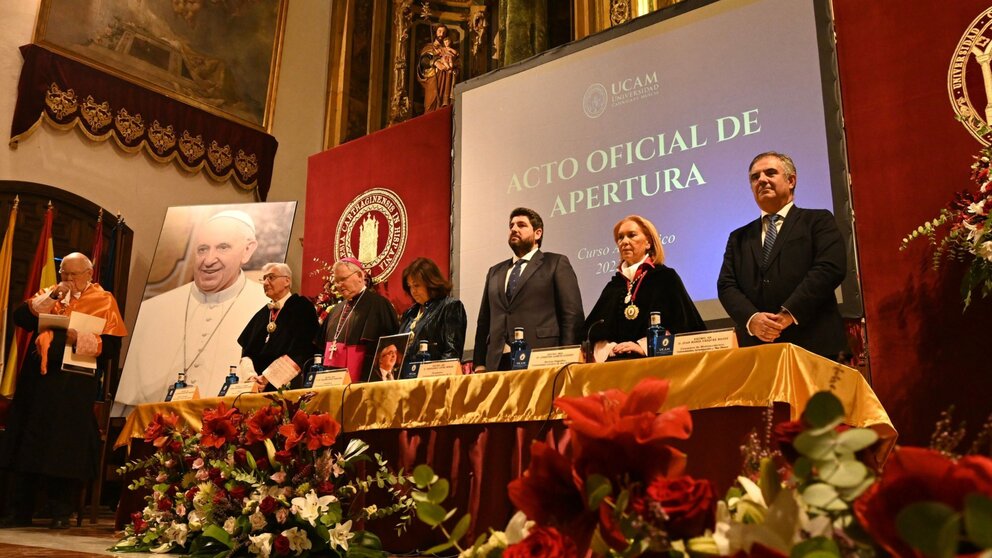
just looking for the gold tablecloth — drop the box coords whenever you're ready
[115,344,894,451]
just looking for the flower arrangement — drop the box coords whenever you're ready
[415,379,992,558]
[111,393,419,557]
[901,144,992,308]
[308,258,340,325]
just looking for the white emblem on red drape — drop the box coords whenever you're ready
[949,6,992,146]
[334,188,408,284]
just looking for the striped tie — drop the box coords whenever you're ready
[762,214,780,266]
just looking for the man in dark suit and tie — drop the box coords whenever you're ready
[717,152,848,358]
[474,207,585,371]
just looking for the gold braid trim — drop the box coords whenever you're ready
[11,83,260,193]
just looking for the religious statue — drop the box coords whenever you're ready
[417,24,459,112]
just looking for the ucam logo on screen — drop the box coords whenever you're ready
[583,72,660,118]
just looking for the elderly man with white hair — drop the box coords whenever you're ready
[237,262,319,390]
[115,210,270,408]
[319,258,398,383]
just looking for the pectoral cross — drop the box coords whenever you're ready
[329,341,338,359]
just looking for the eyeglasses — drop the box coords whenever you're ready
[59,269,90,277]
[260,274,289,282]
[332,270,359,285]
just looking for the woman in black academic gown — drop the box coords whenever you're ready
[584,215,704,362]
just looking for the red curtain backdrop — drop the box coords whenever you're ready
[834,1,992,445]
[302,107,453,313]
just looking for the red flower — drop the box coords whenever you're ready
[644,475,716,540]
[274,450,293,465]
[555,378,691,482]
[144,412,179,447]
[504,526,578,558]
[853,447,992,558]
[228,484,247,502]
[185,487,199,501]
[273,534,291,556]
[508,442,595,550]
[255,456,271,471]
[212,488,228,505]
[316,480,336,496]
[200,402,241,449]
[156,497,173,512]
[278,410,311,451]
[259,496,277,515]
[131,511,147,534]
[306,413,341,450]
[246,405,283,444]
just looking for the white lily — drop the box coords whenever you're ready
[291,490,336,526]
[248,532,274,558]
[328,520,355,551]
[283,526,313,554]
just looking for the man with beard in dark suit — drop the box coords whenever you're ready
[717,152,848,358]
[474,207,585,371]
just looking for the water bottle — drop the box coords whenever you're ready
[509,327,530,370]
[218,365,239,396]
[646,312,666,357]
[411,340,431,363]
[166,370,188,401]
[304,354,323,387]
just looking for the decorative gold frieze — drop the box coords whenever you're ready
[208,140,233,170]
[148,120,177,155]
[81,96,112,131]
[235,150,259,180]
[179,130,206,161]
[45,83,78,119]
[114,108,145,143]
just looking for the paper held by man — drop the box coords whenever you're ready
[61,311,106,376]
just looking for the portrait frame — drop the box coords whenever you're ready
[372,333,413,382]
[33,0,288,131]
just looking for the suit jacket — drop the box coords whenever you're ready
[474,250,585,370]
[717,206,847,357]
[238,293,319,389]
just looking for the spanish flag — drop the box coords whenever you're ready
[0,202,56,397]
[0,197,19,380]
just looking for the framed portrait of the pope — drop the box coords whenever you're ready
[33,0,287,130]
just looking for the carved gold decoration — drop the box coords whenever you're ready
[179,130,206,161]
[208,140,233,170]
[388,0,414,125]
[114,108,145,143]
[148,120,177,155]
[611,0,632,25]
[469,6,487,56]
[80,95,112,131]
[45,83,78,119]
[235,150,259,180]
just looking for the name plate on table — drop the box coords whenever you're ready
[415,359,462,379]
[673,328,739,355]
[222,382,259,397]
[311,369,349,389]
[527,345,583,369]
[165,385,200,402]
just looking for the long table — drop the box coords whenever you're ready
[115,344,895,549]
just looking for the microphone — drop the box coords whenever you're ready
[582,319,605,363]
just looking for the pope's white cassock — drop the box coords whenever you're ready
[115,272,268,411]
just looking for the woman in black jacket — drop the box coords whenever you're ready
[398,257,467,363]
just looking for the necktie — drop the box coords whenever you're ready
[762,214,781,266]
[506,259,525,299]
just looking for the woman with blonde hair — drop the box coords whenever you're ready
[584,215,704,361]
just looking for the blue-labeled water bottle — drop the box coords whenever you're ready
[218,365,239,396]
[411,340,431,363]
[304,354,323,387]
[509,327,530,370]
[166,370,188,401]
[646,312,666,357]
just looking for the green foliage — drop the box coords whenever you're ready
[411,464,474,555]
[964,494,992,549]
[896,502,960,558]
